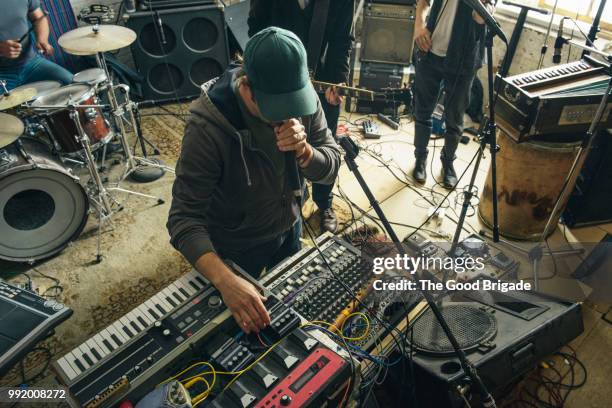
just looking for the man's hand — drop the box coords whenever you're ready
[217,272,270,333]
[36,41,54,56]
[0,40,22,59]
[274,119,314,167]
[414,23,432,53]
[325,84,345,106]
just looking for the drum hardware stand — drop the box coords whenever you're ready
[94,50,173,183]
[449,23,508,256]
[339,135,498,408]
[68,104,164,262]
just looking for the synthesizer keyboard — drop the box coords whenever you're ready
[53,269,232,407]
[0,280,73,376]
[496,57,612,141]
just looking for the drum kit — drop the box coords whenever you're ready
[0,23,173,264]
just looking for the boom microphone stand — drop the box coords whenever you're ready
[339,137,497,407]
[450,1,509,254]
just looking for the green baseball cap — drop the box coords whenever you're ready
[243,27,318,122]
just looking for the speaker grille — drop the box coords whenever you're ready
[190,58,223,87]
[361,4,415,65]
[184,17,219,51]
[411,304,497,356]
[140,23,176,56]
[126,5,229,101]
[149,63,184,94]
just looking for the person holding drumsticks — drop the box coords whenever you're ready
[0,0,73,90]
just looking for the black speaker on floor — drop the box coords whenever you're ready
[125,4,229,101]
[361,2,416,65]
[564,129,612,227]
[385,289,583,408]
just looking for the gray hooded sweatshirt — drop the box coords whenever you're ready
[167,68,341,267]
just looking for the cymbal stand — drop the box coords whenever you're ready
[65,103,163,262]
[94,51,174,181]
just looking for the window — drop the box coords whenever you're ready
[539,0,612,32]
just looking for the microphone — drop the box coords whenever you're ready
[155,12,167,45]
[285,152,302,200]
[553,18,567,64]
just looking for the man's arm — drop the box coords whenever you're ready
[322,0,354,85]
[247,0,273,37]
[29,7,53,56]
[167,119,270,333]
[414,0,432,52]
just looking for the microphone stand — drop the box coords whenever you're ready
[450,9,509,254]
[585,0,607,56]
[339,136,497,407]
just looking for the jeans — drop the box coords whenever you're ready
[218,220,302,279]
[0,54,73,90]
[413,51,475,162]
[312,95,340,211]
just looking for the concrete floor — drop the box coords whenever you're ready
[0,103,610,407]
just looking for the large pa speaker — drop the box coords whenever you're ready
[361,3,416,65]
[564,129,612,227]
[125,4,229,101]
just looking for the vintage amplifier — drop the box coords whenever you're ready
[496,57,612,142]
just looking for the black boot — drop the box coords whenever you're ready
[441,158,458,189]
[412,156,427,184]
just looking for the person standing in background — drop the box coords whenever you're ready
[248,0,354,233]
[0,0,73,90]
[411,0,490,188]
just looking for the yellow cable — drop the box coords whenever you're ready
[340,312,370,342]
[186,377,211,403]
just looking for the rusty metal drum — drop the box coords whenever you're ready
[479,131,580,240]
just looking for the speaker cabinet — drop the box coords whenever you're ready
[361,3,416,65]
[125,4,229,101]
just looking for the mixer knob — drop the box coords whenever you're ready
[208,295,222,307]
[163,329,171,336]
[134,365,141,373]
[146,356,154,364]
[154,321,162,328]
[280,394,292,406]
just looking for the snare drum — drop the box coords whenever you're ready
[73,68,108,88]
[32,84,113,153]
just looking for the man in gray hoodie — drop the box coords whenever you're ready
[167,27,340,334]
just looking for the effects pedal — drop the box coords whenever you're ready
[361,119,381,139]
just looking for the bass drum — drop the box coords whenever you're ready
[0,138,89,262]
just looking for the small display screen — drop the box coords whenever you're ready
[290,356,330,393]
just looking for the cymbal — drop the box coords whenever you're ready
[0,88,37,110]
[58,24,137,55]
[0,113,24,148]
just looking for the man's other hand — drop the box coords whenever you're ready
[414,24,432,52]
[0,40,22,59]
[217,273,270,333]
[325,84,345,106]
[36,41,54,56]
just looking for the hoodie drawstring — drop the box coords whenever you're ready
[236,133,252,187]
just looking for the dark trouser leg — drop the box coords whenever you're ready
[312,95,339,211]
[218,221,302,279]
[440,72,475,161]
[413,53,445,160]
